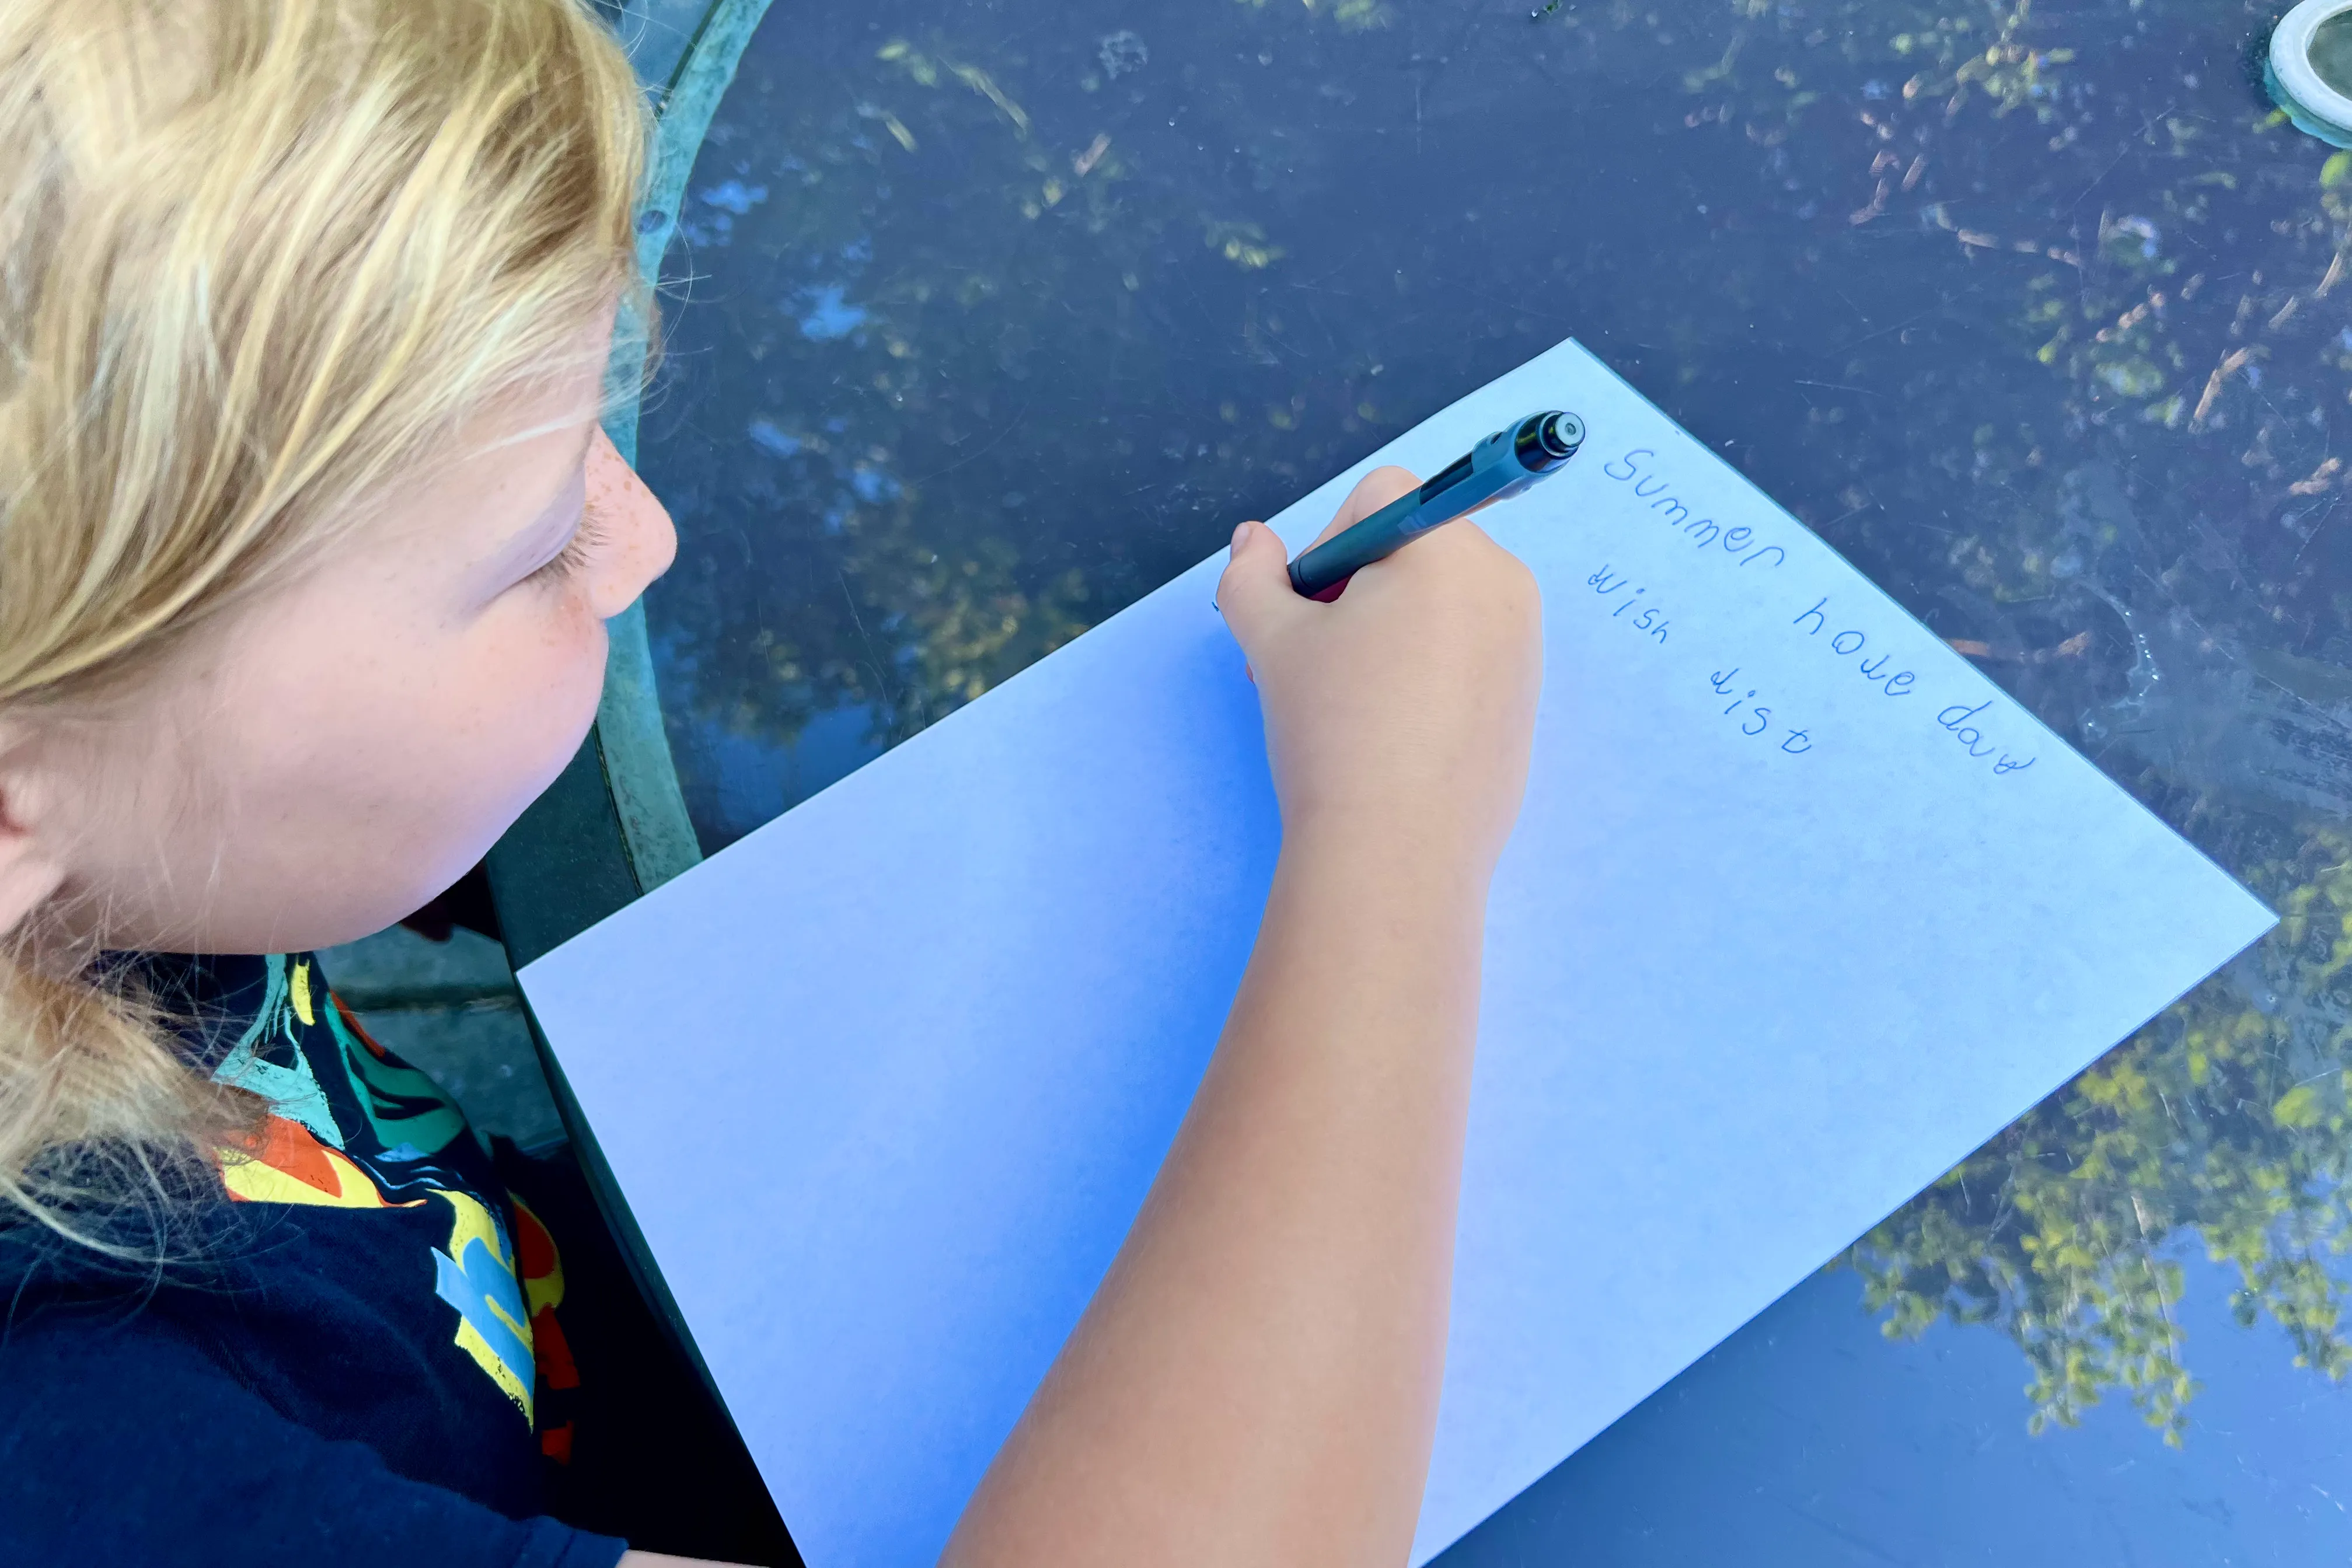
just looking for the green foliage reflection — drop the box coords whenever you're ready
[1850,826,2352,1444]
[639,0,2352,1442]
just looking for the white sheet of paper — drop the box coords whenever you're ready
[521,338,2275,1567]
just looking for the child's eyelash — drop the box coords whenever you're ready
[531,508,608,585]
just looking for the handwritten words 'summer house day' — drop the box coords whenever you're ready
[1588,447,2037,778]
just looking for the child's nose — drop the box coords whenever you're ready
[582,424,678,619]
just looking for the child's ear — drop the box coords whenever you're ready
[0,829,67,935]
[0,747,70,936]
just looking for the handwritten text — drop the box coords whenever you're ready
[1788,596,2036,777]
[1601,449,1788,571]
[1587,565,1671,641]
[1709,668,1816,755]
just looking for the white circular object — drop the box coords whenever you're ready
[2271,0,2352,138]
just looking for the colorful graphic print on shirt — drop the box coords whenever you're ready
[208,954,559,1428]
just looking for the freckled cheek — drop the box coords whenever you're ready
[443,598,610,808]
[522,596,612,745]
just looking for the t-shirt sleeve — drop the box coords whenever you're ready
[0,1307,630,1568]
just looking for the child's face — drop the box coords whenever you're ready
[17,314,678,956]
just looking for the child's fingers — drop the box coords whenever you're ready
[1215,519,1306,663]
[1219,466,1429,657]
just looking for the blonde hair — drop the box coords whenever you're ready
[0,0,650,1255]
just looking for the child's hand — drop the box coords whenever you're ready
[1216,465,1543,874]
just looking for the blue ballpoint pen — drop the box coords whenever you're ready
[1287,408,1585,599]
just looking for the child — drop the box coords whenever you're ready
[0,1,1541,1564]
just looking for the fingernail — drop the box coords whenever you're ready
[1231,521,1251,552]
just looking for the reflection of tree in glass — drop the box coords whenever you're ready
[1848,826,2352,1445]
[644,0,2352,812]
[1617,0,2352,1445]
[645,27,1137,754]
[638,0,2352,1435]
[1232,0,1394,33]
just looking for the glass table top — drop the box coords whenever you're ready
[630,0,2352,1557]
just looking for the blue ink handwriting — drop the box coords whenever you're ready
[1601,449,1788,571]
[1789,598,1918,698]
[1587,565,1671,642]
[1936,701,2037,774]
[1709,668,1815,755]
[1786,595,2036,777]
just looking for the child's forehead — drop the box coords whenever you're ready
[455,305,619,445]
[298,313,618,577]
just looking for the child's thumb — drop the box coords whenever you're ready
[1216,520,1303,658]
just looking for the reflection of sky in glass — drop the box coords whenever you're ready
[651,619,885,843]
[745,418,799,459]
[675,177,767,245]
[630,0,2352,1552]
[1465,1244,2352,1564]
[678,700,883,833]
[795,283,867,341]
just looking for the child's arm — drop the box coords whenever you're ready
[940,466,1544,1568]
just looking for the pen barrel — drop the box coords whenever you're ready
[1282,410,1581,599]
[1285,487,1430,599]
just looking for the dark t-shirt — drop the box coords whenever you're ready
[0,951,629,1568]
